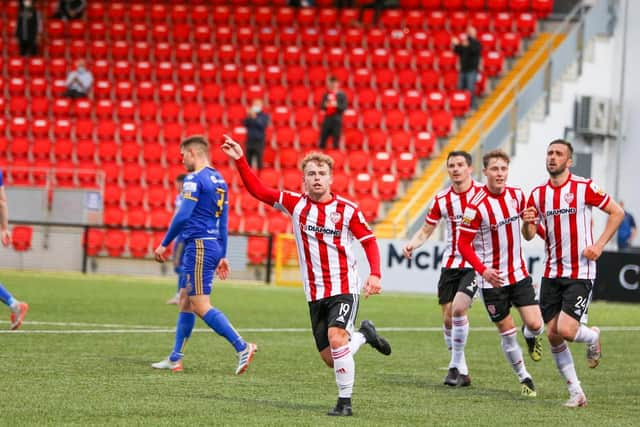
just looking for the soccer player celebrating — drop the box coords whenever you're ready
[0,168,29,330]
[458,149,544,397]
[221,135,391,417]
[403,151,482,387]
[522,139,624,407]
[152,136,257,375]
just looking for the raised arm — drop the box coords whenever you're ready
[221,135,280,205]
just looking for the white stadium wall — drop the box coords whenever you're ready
[510,2,640,248]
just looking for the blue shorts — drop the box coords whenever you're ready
[182,238,224,296]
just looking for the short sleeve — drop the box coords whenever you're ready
[349,208,375,242]
[585,180,610,210]
[425,198,441,225]
[278,190,301,214]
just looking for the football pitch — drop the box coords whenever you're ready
[1,270,638,426]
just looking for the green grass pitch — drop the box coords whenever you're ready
[0,269,638,426]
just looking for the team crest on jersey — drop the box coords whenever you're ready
[329,211,342,224]
[487,304,496,315]
[510,198,518,209]
[564,193,574,204]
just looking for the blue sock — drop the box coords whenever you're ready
[201,308,247,352]
[169,312,196,362]
[0,284,16,307]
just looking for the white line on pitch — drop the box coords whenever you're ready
[2,326,640,334]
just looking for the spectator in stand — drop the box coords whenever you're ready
[617,201,637,250]
[63,59,94,99]
[15,0,42,57]
[453,26,482,108]
[318,76,348,150]
[243,99,270,171]
[52,0,86,20]
[358,0,386,25]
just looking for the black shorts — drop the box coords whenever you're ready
[308,294,359,352]
[540,277,593,323]
[437,268,477,305]
[481,276,538,323]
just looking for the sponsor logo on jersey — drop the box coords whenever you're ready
[490,215,520,230]
[301,223,341,236]
[183,181,198,192]
[544,207,577,217]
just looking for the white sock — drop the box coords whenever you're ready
[451,316,469,375]
[573,324,598,345]
[332,345,355,399]
[9,301,20,312]
[551,341,583,394]
[443,325,452,354]
[522,324,544,338]
[349,331,367,355]
[500,328,530,382]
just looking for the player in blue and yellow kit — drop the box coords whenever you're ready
[0,169,29,330]
[152,136,257,375]
[167,174,186,305]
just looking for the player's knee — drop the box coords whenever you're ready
[556,322,577,341]
[327,328,349,349]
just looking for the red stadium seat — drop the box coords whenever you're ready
[431,111,453,138]
[395,152,417,180]
[83,228,105,256]
[449,90,472,117]
[516,13,537,39]
[483,51,505,77]
[246,237,269,264]
[359,196,380,223]
[500,32,522,58]
[414,131,436,159]
[126,208,147,229]
[10,226,32,252]
[149,208,173,229]
[377,174,399,201]
[104,230,127,257]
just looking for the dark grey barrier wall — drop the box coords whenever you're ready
[594,251,640,302]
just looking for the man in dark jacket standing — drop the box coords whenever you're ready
[453,26,482,108]
[243,99,270,170]
[16,0,42,57]
[318,76,348,150]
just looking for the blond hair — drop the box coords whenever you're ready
[301,152,334,173]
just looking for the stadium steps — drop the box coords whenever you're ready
[375,32,563,239]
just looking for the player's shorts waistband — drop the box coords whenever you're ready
[184,237,220,243]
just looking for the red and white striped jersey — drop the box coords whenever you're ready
[527,174,610,280]
[460,186,529,288]
[276,190,375,302]
[425,181,483,269]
